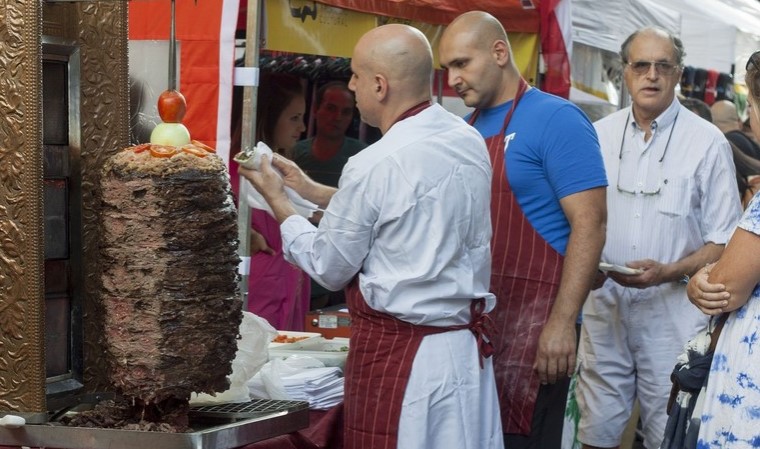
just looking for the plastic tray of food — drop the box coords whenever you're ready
[269,331,322,348]
[268,337,350,368]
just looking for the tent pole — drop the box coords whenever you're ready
[619,78,630,110]
[237,0,262,306]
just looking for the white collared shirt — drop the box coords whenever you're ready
[280,104,495,326]
[597,97,741,268]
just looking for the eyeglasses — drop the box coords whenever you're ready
[626,60,680,76]
[617,165,663,195]
[747,51,760,72]
[616,112,679,195]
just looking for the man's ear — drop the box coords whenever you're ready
[492,40,510,67]
[374,75,388,100]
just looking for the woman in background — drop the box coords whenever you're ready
[686,50,760,447]
[230,72,311,330]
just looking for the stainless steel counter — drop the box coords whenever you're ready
[0,399,310,449]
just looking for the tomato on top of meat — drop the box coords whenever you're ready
[127,143,151,153]
[149,145,178,158]
[157,90,187,124]
[181,144,209,158]
[191,140,216,153]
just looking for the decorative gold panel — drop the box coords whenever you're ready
[0,1,129,413]
[78,1,130,394]
[0,0,46,415]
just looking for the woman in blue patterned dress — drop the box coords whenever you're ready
[686,50,760,448]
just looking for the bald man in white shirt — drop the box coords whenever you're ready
[240,24,502,449]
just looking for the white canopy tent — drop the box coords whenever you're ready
[572,0,680,54]
[569,0,680,114]
[570,0,760,112]
[657,0,760,81]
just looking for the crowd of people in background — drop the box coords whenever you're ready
[230,11,760,449]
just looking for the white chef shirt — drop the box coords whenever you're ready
[280,103,495,327]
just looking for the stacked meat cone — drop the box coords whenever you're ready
[91,88,242,431]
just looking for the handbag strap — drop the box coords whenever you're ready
[708,313,728,353]
[667,312,728,416]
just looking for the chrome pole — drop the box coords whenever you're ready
[168,0,177,91]
[237,0,262,305]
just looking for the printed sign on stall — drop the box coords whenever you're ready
[264,0,539,84]
[264,0,376,57]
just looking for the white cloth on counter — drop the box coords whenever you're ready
[239,141,319,219]
[281,366,344,410]
[190,312,276,405]
[248,355,344,410]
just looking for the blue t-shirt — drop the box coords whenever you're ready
[466,88,607,255]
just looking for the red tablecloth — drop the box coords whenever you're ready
[242,404,343,449]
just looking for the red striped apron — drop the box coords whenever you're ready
[342,280,493,449]
[469,79,564,435]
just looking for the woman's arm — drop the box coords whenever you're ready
[703,228,760,312]
[250,228,274,255]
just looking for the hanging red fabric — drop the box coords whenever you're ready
[539,0,571,98]
[128,0,239,160]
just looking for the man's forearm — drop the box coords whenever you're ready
[300,182,337,209]
[551,188,607,324]
[271,156,337,209]
[663,242,725,283]
[269,195,300,224]
[550,220,606,324]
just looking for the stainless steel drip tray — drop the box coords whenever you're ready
[190,399,308,420]
[0,399,310,449]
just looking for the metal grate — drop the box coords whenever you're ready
[189,399,309,420]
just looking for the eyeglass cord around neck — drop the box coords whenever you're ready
[616,109,680,195]
[618,109,680,163]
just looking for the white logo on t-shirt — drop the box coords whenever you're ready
[504,132,516,152]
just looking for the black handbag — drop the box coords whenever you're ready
[661,313,728,449]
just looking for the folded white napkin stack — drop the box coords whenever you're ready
[248,356,344,410]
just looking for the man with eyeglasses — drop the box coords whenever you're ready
[572,27,742,449]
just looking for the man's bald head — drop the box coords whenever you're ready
[442,10,509,53]
[354,24,433,95]
[711,100,742,133]
[438,11,518,109]
[350,24,434,132]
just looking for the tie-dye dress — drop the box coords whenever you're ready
[697,194,760,448]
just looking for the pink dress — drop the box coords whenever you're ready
[230,162,311,331]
